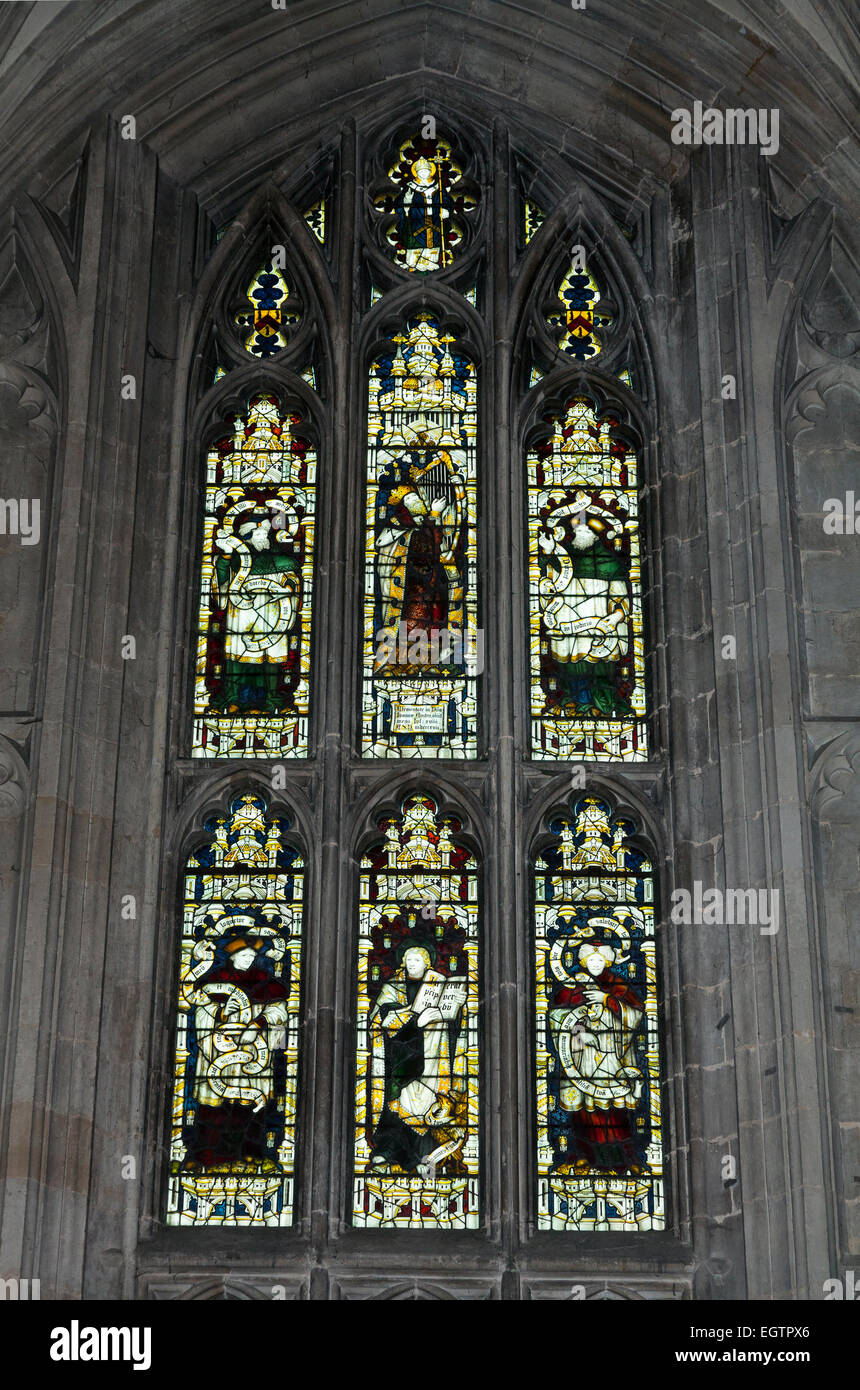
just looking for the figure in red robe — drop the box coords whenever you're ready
[549,941,645,1174]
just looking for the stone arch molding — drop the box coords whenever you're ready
[371,1282,457,1300]
[350,768,490,867]
[513,181,657,370]
[169,772,315,869]
[184,180,337,415]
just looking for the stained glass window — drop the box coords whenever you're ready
[233,258,302,358]
[353,794,480,1228]
[192,394,316,758]
[546,246,612,361]
[362,314,478,758]
[524,200,545,243]
[167,793,304,1227]
[535,796,662,1230]
[528,397,647,761]
[374,134,477,272]
[303,200,326,244]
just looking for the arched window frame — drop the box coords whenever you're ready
[142,99,688,1294]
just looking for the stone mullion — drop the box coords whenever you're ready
[309,119,358,1292]
[488,119,519,1288]
[639,186,694,1252]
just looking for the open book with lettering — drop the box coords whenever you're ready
[412,971,468,1021]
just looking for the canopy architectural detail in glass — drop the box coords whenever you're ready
[362,315,479,758]
[353,793,480,1229]
[167,793,304,1227]
[192,394,316,758]
[535,797,662,1231]
[528,397,647,761]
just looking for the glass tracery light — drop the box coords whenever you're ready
[528,397,647,761]
[374,134,477,272]
[167,793,304,1227]
[353,793,480,1229]
[362,314,479,758]
[303,200,326,244]
[234,258,301,358]
[535,796,662,1231]
[547,245,612,361]
[524,199,545,243]
[192,394,316,758]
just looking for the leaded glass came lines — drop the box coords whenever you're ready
[535,797,662,1231]
[528,398,647,761]
[374,134,477,273]
[192,395,315,758]
[353,794,480,1229]
[547,246,611,361]
[167,794,304,1228]
[362,315,479,758]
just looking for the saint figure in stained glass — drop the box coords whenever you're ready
[363,316,478,757]
[549,939,645,1173]
[368,943,469,1175]
[167,794,303,1227]
[193,395,316,758]
[354,794,479,1228]
[535,797,662,1231]
[374,135,476,272]
[529,399,647,760]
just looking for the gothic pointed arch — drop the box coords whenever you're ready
[188,184,335,404]
[515,185,659,764]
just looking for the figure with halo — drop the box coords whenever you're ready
[548,936,645,1175]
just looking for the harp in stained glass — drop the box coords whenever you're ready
[353,793,480,1229]
[167,793,304,1227]
[192,394,316,758]
[528,397,647,761]
[535,797,662,1231]
[374,134,477,273]
[362,314,479,758]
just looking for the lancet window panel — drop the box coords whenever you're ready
[353,793,480,1230]
[362,314,479,759]
[528,396,647,762]
[167,793,305,1228]
[192,393,317,759]
[534,796,662,1232]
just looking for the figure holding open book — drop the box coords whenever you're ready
[368,943,469,1178]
